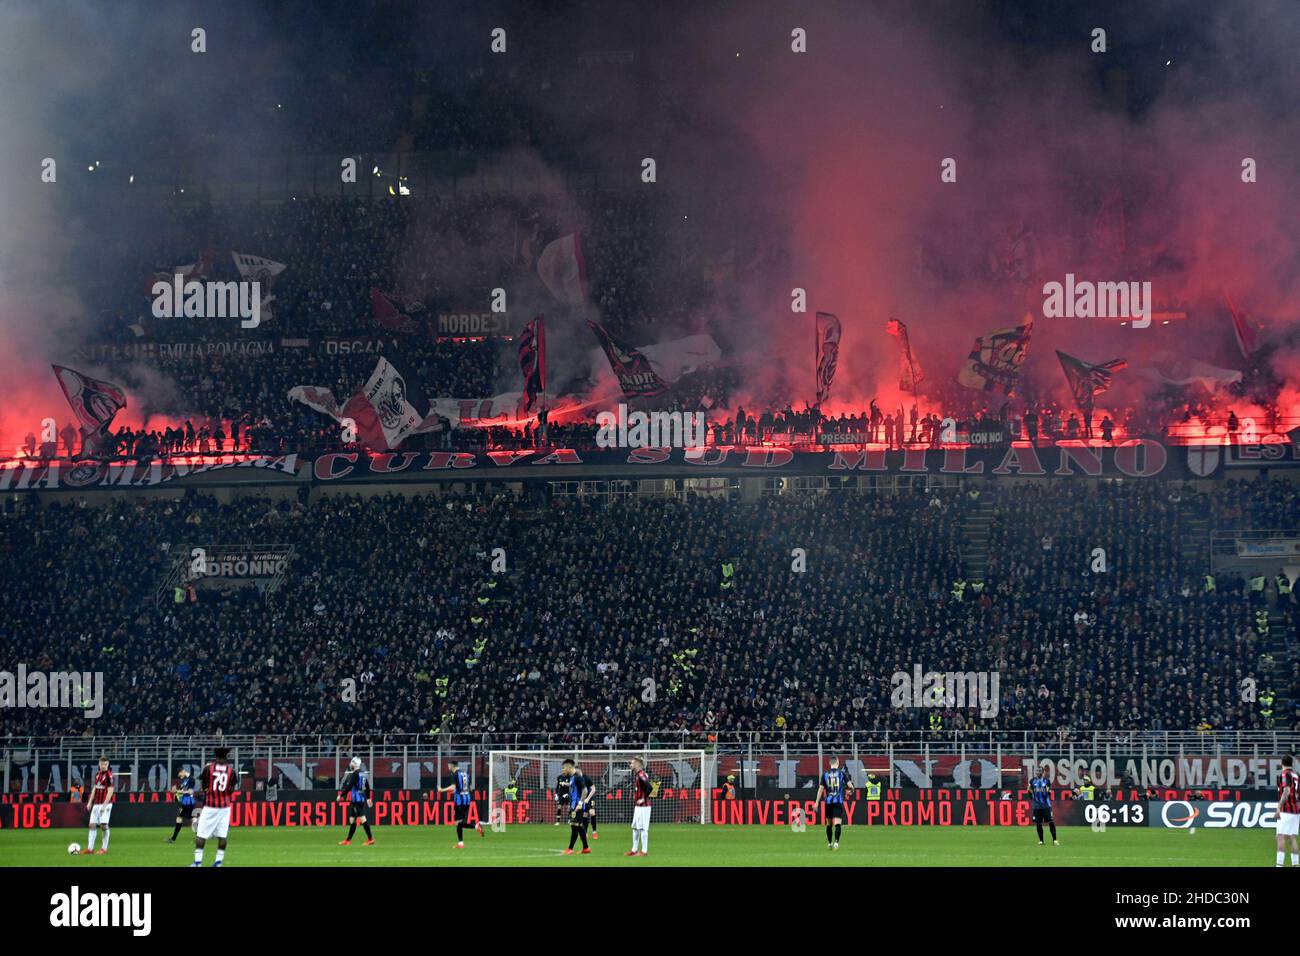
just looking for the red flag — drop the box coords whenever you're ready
[885,318,923,392]
[371,288,421,332]
[518,316,546,412]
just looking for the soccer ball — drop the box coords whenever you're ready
[67,843,81,855]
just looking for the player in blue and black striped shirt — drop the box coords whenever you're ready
[1030,766,1059,846]
[817,757,854,850]
[562,758,595,855]
[167,767,197,843]
[338,756,375,846]
[438,759,484,848]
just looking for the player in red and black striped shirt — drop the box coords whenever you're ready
[193,747,240,867]
[200,757,239,809]
[1276,754,1299,867]
[626,757,653,857]
[85,757,115,855]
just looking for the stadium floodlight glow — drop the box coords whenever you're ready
[488,749,712,825]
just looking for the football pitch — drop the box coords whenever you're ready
[0,824,1273,867]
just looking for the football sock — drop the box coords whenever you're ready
[215,848,225,863]
[101,829,110,850]
[363,823,373,839]
[1278,851,1286,866]
[194,849,203,864]
[834,824,842,843]
[1292,853,1298,866]
[825,824,833,844]
[346,822,357,840]
[1035,823,1044,841]
[87,829,97,851]
[1048,822,1057,840]
[171,823,183,840]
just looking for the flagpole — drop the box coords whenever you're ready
[813,314,818,410]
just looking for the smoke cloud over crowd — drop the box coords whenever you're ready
[2,0,1298,449]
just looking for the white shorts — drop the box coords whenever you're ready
[196,806,232,840]
[88,803,113,826]
[632,806,651,831]
[1277,812,1300,836]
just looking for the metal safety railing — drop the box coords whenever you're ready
[4,730,1295,795]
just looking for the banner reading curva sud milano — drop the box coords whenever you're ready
[1,438,1296,492]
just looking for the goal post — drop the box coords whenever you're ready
[488,749,712,825]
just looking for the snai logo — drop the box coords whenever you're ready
[1158,800,1277,829]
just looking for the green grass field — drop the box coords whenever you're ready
[0,824,1276,867]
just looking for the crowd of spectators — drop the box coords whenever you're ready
[2,477,1293,740]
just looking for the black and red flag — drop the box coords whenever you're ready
[52,365,127,435]
[1055,350,1127,412]
[518,315,547,412]
[815,312,842,406]
[370,288,423,333]
[587,320,668,398]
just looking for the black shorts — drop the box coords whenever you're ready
[177,803,195,821]
[1032,807,1054,824]
[348,801,369,821]
[568,805,587,826]
[454,803,471,824]
[824,802,847,821]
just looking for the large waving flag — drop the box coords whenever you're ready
[815,312,842,406]
[537,233,588,306]
[518,316,546,412]
[290,352,429,451]
[885,318,923,392]
[1056,351,1127,412]
[232,251,287,321]
[957,317,1033,395]
[1139,351,1242,391]
[231,251,286,283]
[588,321,668,398]
[52,365,127,434]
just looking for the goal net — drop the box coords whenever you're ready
[488,749,712,825]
